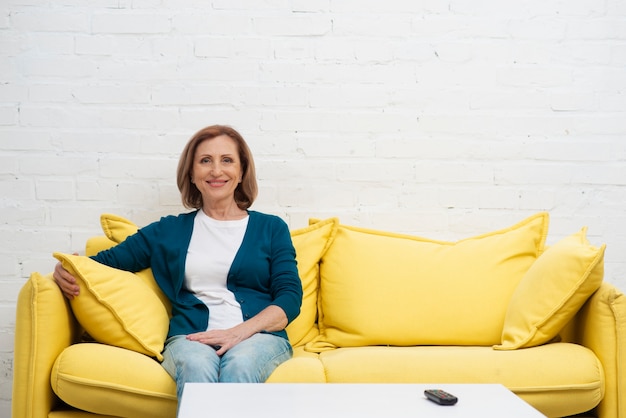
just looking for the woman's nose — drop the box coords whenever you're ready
[210,162,222,175]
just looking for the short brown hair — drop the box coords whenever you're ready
[177,125,258,210]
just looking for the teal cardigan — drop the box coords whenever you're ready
[92,210,302,340]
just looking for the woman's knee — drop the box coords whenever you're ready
[219,334,292,382]
[162,336,220,383]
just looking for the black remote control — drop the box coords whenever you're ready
[424,389,458,405]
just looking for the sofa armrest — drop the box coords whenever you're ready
[12,272,81,418]
[572,281,626,418]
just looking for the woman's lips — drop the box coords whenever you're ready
[207,180,228,187]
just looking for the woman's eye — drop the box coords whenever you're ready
[201,157,211,164]
[223,158,234,163]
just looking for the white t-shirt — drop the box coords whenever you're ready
[184,210,249,331]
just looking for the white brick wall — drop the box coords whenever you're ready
[2,0,625,413]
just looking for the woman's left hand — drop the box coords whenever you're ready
[186,305,288,356]
[186,329,245,356]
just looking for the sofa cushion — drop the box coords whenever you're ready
[495,227,605,350]
[287,218,338,346]
[51,343,176,418]
[306,213,549,351]
[101,212,138,240]
[53,253,169,361]
[315,343,603,418]
[98,213,338,347]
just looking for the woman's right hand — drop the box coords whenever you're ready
[53,256,80,300]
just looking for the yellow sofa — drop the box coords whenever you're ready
[12,212,626,418]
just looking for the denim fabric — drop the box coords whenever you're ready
[161,333,293,401]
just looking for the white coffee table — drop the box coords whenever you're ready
[178,383,546,417]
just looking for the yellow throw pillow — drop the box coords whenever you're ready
[53,253,169,361]
[286,217,338,347]
[98,214,172,314]
[306,212,549,352]
[101,213,139,242]
[495,227,605,350]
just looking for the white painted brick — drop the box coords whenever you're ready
[470,89,549,111]
[195,38,272,59]
[4,228,71,254]
[0,178,35,201]
[313,38,355,61]
[234,85,310,108]
[140,134,189,156]
[611,43,626,66]
[75,35,152,57]
[211,0,290,10]
[94,107,181,130]
[414,161,495,185]
[0,156,18,176]
[48,206,106,228]
[117,182,160,205]
[72,84,151,105]
[76,180,119,202]
[19,153,98,177]
[308,85,389,108]
[171,13,254,36]
[0,254,17,277]
[35,179,75,201]
[52,133,143,154]
[496,66,574,88]
[92,12,171,34]
[253,15,331,37]
[0,106,17,126]
[0,83,27,102]
[0,57,18,80]
[331,15,412,37]
[0,34,21,57]
[99,157,175,180]
[18,55,96,79]
[0,131,54,151]
[0,206,45,227]
[158,183,183,206]
[0,323,16,350]
[178,58,259,82]
[291,0,330,13]
[25,32,75,55]
[9,9,90,32]
[151,84,234,106]
[549,91,599,111]
[508,18,567,40]
[179,108,261,134]
[566,18,626,40]
[272,38,314,60]
[28,84,75,103]
[607,0,626,15]
[335,159,417,183]
[296,134,376,158]
[331,0,447,14]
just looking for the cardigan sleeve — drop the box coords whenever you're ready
[266,217,303,324]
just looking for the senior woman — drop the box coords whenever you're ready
[53,125,303,402]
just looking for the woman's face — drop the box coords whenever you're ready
[192,135,243,206]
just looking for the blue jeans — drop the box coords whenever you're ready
[161,333,293,401]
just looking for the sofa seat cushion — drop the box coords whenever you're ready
[51,343,177,418]
[318,343,603,418]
